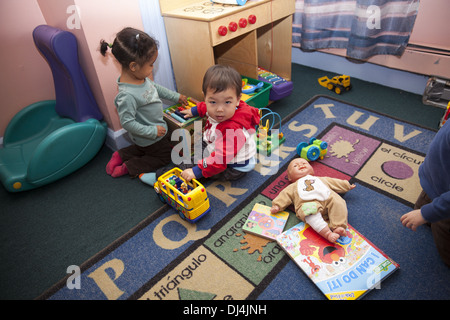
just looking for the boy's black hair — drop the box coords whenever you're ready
[100,27,159,68]
[202,65,242,98]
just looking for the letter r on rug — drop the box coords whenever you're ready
[207,181,248,207]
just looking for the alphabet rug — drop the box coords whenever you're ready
[40,95,450,301]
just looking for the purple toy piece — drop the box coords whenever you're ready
[32,25,103,122]
[257,70,293,101]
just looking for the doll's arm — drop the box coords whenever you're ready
[322,177,355,193]
[271,185,295,213]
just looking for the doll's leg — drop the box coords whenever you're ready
[327,195,348,233]
[305,213,341,243]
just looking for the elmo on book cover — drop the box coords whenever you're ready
[276,222,399,300]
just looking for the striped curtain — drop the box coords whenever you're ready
[292,0,420,60]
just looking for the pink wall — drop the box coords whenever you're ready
[0,0,54,138]
[0,0,145,137]
[409,0,450,51]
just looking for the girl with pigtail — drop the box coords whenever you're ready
[100,27,188,178]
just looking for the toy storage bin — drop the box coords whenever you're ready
[267,80,293,101]
[163,100,205,155]
[241,76,272,109]
[257,67,293,101]
[163,103,200,133]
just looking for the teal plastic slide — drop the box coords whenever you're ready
[0,25,106,192]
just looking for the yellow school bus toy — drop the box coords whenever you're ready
[154,167,210,223]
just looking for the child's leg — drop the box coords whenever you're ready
[154,139,206,181]
[106,151,123,175]
[111,163,128,177]
[139,172,156,186]
[124,137,172,177]
[107,144,143,175]
[431,219,450,268]
[211,167,247,181]
[305,213,341,243]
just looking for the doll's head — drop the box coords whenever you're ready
[287,158,314,182]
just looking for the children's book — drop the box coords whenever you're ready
[276,222,399,300]
[242,203,289,240]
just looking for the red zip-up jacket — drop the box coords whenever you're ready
[191,100,260,178]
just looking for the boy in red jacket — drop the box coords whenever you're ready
[140,65,261,185]
[180,65,261,181]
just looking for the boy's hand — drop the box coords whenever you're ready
[178,94,188,106]
[180,108,193,119]
[400,209,427,231]
[181,168,196,181]
[156,125,166,137]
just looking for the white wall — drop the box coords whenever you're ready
[291,48,429,95]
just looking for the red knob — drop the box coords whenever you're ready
[218,25,227,36]
[239,18,247,28]
[248,15,256,24]
[228,22,238,32]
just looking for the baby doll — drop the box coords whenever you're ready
[270,158,356,242]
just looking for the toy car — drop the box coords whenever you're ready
[154,167,210,223]
[318,75,352,94]
[296,137,328,161]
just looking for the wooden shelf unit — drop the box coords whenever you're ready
[159,0,295,100]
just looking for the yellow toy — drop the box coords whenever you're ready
[154,167,210,222]
[318,74,352,94]
[439,101,450,128]
[255,108,285,156]
[258,118,270,140]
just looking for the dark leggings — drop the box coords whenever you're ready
[118,135,172,177]
[415,190,450,268]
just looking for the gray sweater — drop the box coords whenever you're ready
[115,77,180,146]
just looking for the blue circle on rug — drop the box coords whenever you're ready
[381,161,414,179]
